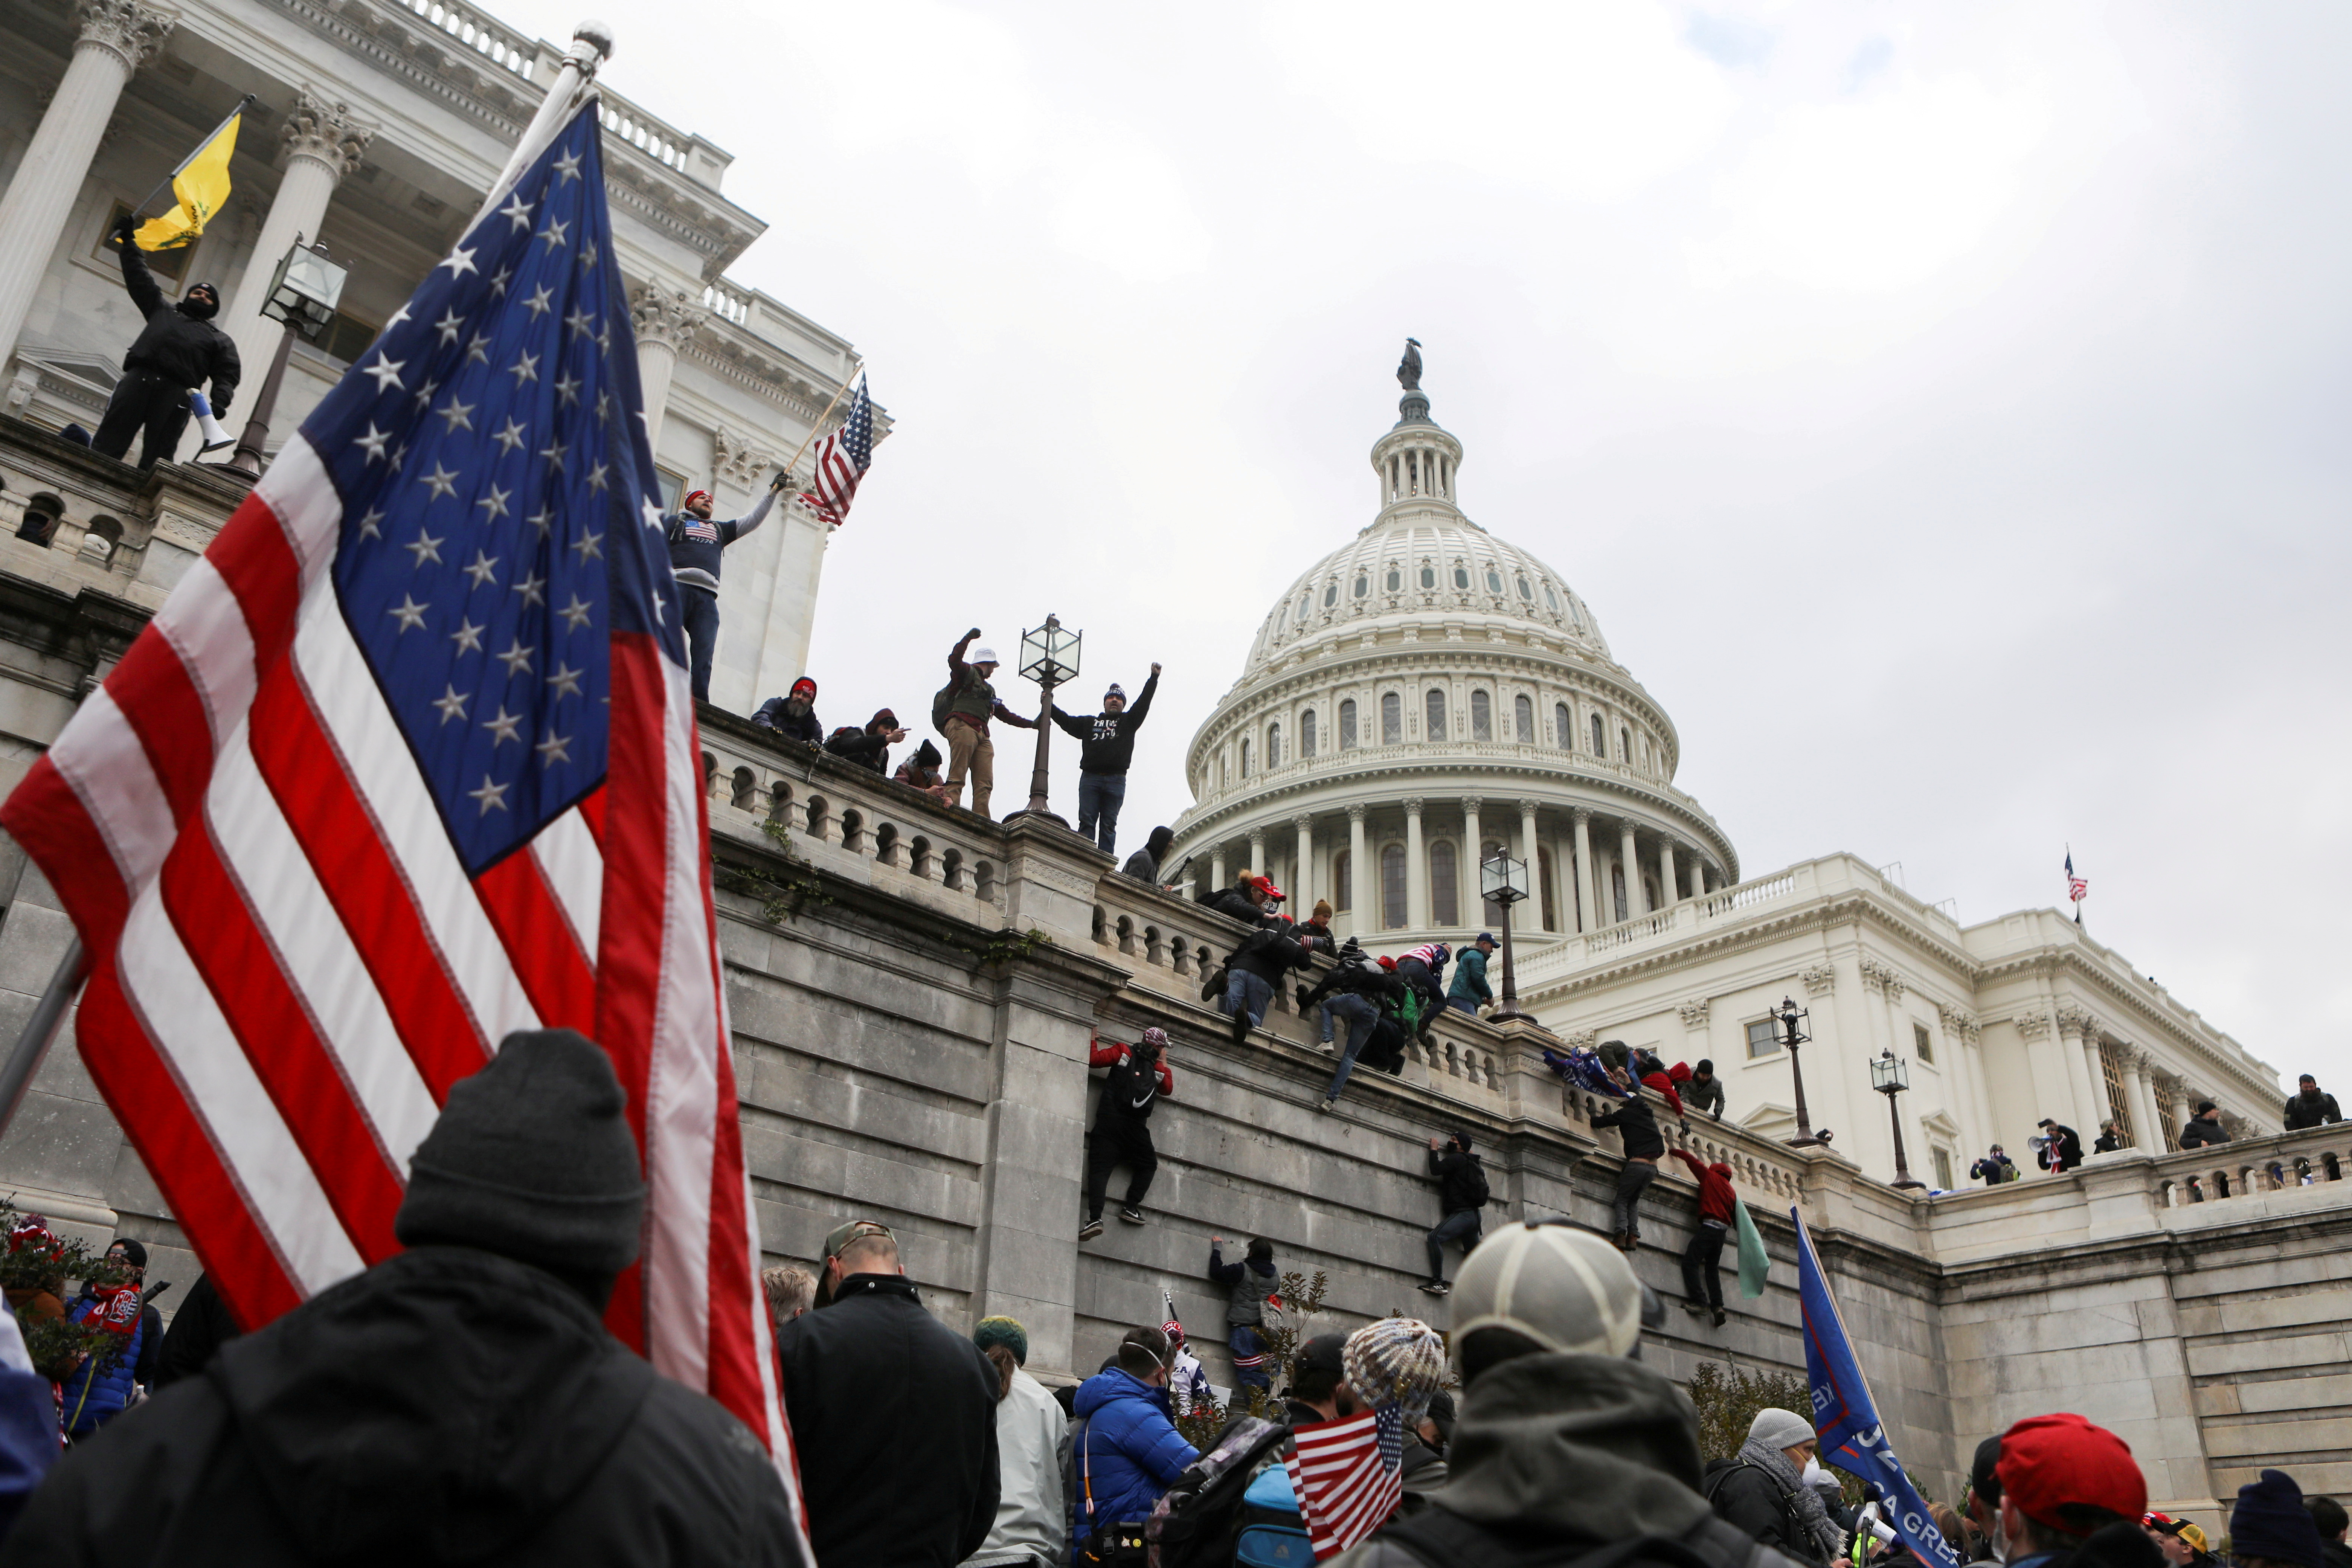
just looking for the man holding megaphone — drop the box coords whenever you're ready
[90,212,241,471]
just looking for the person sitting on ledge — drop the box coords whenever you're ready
[824,708,906,775]
[751,676,824,743]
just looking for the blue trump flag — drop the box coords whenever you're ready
[1791,1210,1960,1568]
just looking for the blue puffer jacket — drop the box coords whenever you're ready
[1071,1368,1197,1552]
[60,1295,142,1436]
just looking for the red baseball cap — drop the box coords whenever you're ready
[1995,1414,2146,1530]
[1245,875,1285,900]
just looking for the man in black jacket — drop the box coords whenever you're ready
[1050,665,1159,856]
[92,215,240,470]
[822,708,906,774]
[6,1028,801,1566]
[2286,1075,2343,1130]
[1594,1071,1671,1252]
[776,1219,999,1568]
[1221,911,1311,1043]
[752,676,824,742]
[2179,1101,2231,1150]
[2036,1119,2085,1172]
[1418,1132,1487,1296]
[1082,1030,1176,1239]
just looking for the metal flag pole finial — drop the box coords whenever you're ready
[472,21,613,229]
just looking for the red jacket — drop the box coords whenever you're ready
[1641,1071,1686,1120]
[1669,1148,1736,1225]
[1089,1039,1174,1097]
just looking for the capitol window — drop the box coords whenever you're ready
[1341,699,1358,748]
[1354,575,1368,599]
[1324,584,1338,608]
[1420,566,1435,589]
[1240,739,1252,776]
[1747,1018,1780,1059]
[1381,692,1401,744]
[1516,575,1531,600]
[1470,690,1492,741]
[1380,843,1406,928]
[1487,568,1503,594]
[1555,702,1571,750]
[1333,852,1351,912]
[1621,726,1632,762]
[1386,568,1400,592]
[1430,841,1459,926]
[1267,721,1281,765]
[1914,1020,1934,1066]
[1302,709,1317,757]
[1425,688,1447,741]
[1454,565,1469,590]
[1296,593,1310,624]
[1544,583,1560,612]
[1590,713,1605,753]
[1516,695,1534,743]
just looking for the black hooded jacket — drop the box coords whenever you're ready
[1049,671,1157,775]
[2286,1088,2343,1129]
[2,1246,799,1566]
[1593,1094,1666,1161]
[113,241,240,406]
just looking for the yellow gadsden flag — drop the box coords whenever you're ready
[132,109,241,252]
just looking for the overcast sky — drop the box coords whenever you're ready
[500,0,2349,1098]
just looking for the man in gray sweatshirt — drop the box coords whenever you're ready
[662,474,785,702]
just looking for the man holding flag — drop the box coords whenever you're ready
[89,211,238,470]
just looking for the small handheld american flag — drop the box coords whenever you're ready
[1285,1408,1405,1559]
[797,375,872,527]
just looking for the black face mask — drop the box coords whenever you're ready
[178,288,219,320]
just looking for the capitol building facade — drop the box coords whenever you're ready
[1171,375,2283,1188]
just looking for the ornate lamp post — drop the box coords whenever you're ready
[1478,849,1535,1024]
[1007,613,1081,828]
[1773,997,1824,1148]
[227,236,347,476]
[1871,1046,1927,1190]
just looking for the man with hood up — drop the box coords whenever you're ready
[752,676,824,743]
[2286,1075,2343,1130]
[823,708,906,774]
[1120,825,1176,886]
[5,1028,801,1564]
[92,214,240,470]
[1333,1222,1804,1568]
[1048,664,1159,856]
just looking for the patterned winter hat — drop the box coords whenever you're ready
[683,488,712,509]
[1342,1317,1447,1428]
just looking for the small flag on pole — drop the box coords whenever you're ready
[796,375,872,526]
[2065,850,2087,922]
[132,97,248,252]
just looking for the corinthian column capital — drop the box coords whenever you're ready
[630,282,708,352]
[75,0,175,72]
[282,89,374,177]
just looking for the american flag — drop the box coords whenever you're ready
[797,375,872,526]
[0,101,804,1545]
[2066,851,2088,904]
[1285,1407,1405,1560]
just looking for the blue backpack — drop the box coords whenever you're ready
[1234,1462,1314,1566]
[1143,1415,1309,1568]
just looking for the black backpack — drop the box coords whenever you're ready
[1375,1504,1793,1568]
[1458,1155,1491,1209]
[1144,1414,1295,1568]
[930,680,959,737]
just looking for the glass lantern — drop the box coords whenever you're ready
[1018,614,1081,688]
[262,238,348,343]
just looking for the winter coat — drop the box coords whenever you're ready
[1428,1149,1488,1216]
[2094,1130,2123,1154]
[1969,1154,2016,1187]
[1119,846,1162,883]
[1686,1073,1727,1120]
[1090,1040,1173,1126]
[1200,886,1264,925]
[1069,1369,1196,1541]
[1643,1071,1688,1120]
[823,721,895,774]
[1447,948,1493,1005]
[5,1246,797,1565]
[1668,1149,1737,1225]
[1209,1245,1279,1327]
[945,636,1038,739]
[2036,1125,2085,1170]
[1229,925,1311,988]
[1049,672,1157,775]
[2285,1089,2343,1130]
[114,243,239,404]
[152,1272,240,1390]
[2179,1116,2231,1150]
[1594,1094,1666,1161]
[663,489,775,593]
[59,1289,144,1436]
[751,696,824,744]
[1331,1352,1804,1568]
[1707,1457,1823,1563]
[970,1365,1070,1568]
[776,1272,1000,1568]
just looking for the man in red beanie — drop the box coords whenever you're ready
[1994,1412,2155,1568]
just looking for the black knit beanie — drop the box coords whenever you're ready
[395,1029,646,1278]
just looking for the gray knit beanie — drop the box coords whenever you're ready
[394,1028,647,1277]
[1749,1407,1817,1452]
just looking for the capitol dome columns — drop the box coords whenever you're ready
[1657,837,1681,908]
[1403,798,1427,929]
[1292,815,1315,912]
[0,0,177,365]
[1248,829,1266,880]
[1347,805,1369,936]
[1461,798,1484,907]
[1619,820,1645,920]
[1518,801,1542,929]
[1571,810,1597,933]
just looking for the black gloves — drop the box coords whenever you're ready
[112,212,140,243]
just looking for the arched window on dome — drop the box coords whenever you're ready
[1301,708,1318,758]
[1353,574,1368,599]
[1515,694,1534,744]
[1620,726,1632,763]
[1324,583,1338,608]
[1486,568,1503,595]
[1240,738,1252,776]
[1430,840,1459,926]
[1470,690,1492,741]
[1516,575,1531,600]
[1453,565,1469,590]
[1296,593,1310,625]
[1612,862,1628,923]
[1381,692,1401,744]
[1340,699,1358,749]
[1380,843,1406,929]
[1420,565,1435,589]
[1544,582,1560,613]
[1385,567,1401,592]
[1555,702,1572,750]
[1425,688,1447,743]
[1590,713,1605,755]
[1266,720,1281,767]
[1481,840,1507,925]
[1333,851,1351,913]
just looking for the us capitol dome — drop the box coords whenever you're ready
[1169,360,1739,952]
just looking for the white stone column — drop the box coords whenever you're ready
[1209,844,1226,891]
[1685,849,1708,899]
[220,91,373,406]
[1658,836,1681,906]
[1292,815,1313,912]
[0,0,177,363]
[1404,798,1426,930]
[631,282,707,452]
[1460,796,1483,921]
[1619,821,1645,918]
[1518,800,1542,930]
[1347,804,1369,939]
[1248,829,1265,880]
[2128,1049,2165,1152]
[2056,1006,2100,1135]
[1571,808,1596,932]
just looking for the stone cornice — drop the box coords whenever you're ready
[1975,946,2277,1107]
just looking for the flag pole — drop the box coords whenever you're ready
[130,93,255,225]
[0,939,85,1139]
[777,368,862,487]
[470,22,613,230]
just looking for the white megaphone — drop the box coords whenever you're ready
[188,390,235,455]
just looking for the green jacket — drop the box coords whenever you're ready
[1448,947,1493,1004]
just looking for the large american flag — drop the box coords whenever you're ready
[0,101,803,1542]
[1284,1407,1405,1560]
[796,375,872,526]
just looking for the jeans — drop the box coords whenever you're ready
[1426,1209,1481,1282]
[1084,1116,1158,1220]
[1612,1160,1659,1240]
[91,368,193,470]
[679,586,720,703]
[1321,994,1378,1101]
[944,717,994,816]
[1222,969,1273,1028]
[1229,1325,1271,1390]
[1447,995,1479,1014]
[1076,772,1127,855]
[1682,1219,1727,1310]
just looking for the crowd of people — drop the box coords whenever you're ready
[1951,1074,2337,1191]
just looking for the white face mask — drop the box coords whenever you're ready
[1802,1458,1827,1486]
